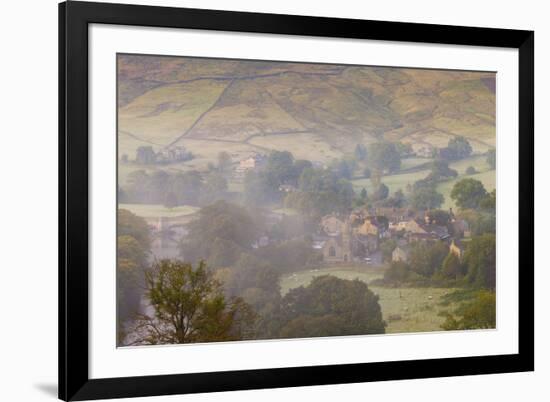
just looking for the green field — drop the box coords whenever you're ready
[118,203,199,218]
[352,154,495,209]
[352,169,430,194]
[280,266,461,334]
[400,157,431,171]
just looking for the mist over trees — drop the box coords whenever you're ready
[117,209,151,344]
[124,169,228,207]
[367,141,401,173]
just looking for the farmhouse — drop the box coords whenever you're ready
[234,154,266,178]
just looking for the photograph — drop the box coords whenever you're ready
[116,54,497,346]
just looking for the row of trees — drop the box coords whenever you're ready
[126,259,386,345]
[284,168,355,220]
[382,233,496,289]
[243,151,313,205]
[121,169,228,207]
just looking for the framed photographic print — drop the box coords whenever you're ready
[59,1,534,400]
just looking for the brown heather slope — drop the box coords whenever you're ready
[117,55,495,161]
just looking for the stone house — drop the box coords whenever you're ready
[234,154,266,178]
[322,236,352,263]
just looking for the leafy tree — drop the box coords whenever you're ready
[200,172,228,205]
[226,253,280,295]
[380,239,397,262]
[266,150,295,184]
[426,209,451,225]
[124,169,207,206]
[181,201,261,266]
[410,180,444,210]
[427,160,458,181]
[244,170,281,206]
[175,171,203,205]
[255,239,321,273]
[136,146,156,164]
[278,276,386,338]
[117,235,147,336]
[396,142,413,156]
[117,186,127,203]
[331,159,354,180]
[149,170,170,200]
[384,261,416,283]
[382,189,406,208]
[450,178,487,210]
[286,168,354,219]
[459,209,496,236]
[130,260,255,345]
[293,159,313,178]
[163,191,178,208]
[117,209,151,344]
[441,136,472,160]
[479,189,496,212]
[118,209,151,250]
[441,290,496,330]
[439,253,465,280]
[354,144,367,161]
[486,149,496,169]
[463,234,496,289]
[409,241,449,277]
[126,170,151,202]
[217,151,233,174]
[370,183,389,201]
[367,142,401,173]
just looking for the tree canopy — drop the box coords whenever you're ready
[367,142,401,173]
[129,260,255,345]
[410,179,444,210]
[441,290,496,330]
[439,136,472,160]
[278,276,386,338]
[181,201,261,266]
[450,178,488,210]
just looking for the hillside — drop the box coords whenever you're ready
[117,54,496,169]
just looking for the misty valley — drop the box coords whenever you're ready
[116,55,496,346]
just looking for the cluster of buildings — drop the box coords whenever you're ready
[233,154,267,179]
[154,146,194,164]
[313,207,470,265]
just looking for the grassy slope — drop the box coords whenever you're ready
[118,57,496,170]
[351,154,495,209]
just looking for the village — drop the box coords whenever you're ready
[116,56,497,344]
[135,146,474,275]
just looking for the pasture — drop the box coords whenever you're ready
[352,154,495,210]
[280,265,461,334]
[118,203,199,218]
[248,132,343,164]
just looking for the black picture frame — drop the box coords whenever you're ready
[59,1,534,400]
